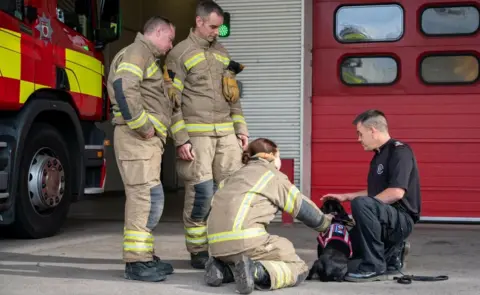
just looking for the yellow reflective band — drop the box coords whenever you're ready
[213,53,230,66]
[146,61,159,78]
[218,180,225,190]
[284,185,300,215]
[113,110,122,117]
[185,236,208,245]
[124,233,154,243]
[173,78,184,91]
[185,122,234,133]
[270,262,286,289]
[232,115,246,124]
[184,226,207,235]
[116,62,144,79]
[123,242,154,252]
[171,120,186,134]
[147,114,167,137]
[184,52,206,70]
[127,110,148,129]
[208,227,267,244]
[279,262,293,286]
[232,171,275,231]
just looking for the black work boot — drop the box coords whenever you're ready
[204,256,234,286]
[153,255,174,275]
[386,241,410,274]
[191,251,209,269]
[232,255,270,294]
[124,261,167,282]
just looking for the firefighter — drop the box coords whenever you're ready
[163,0,248,269]
[106,16,176,282]
[203,138,334,294]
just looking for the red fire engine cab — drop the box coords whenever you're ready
[0,0,120,238]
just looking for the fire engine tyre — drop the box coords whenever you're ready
[12,122,73,239]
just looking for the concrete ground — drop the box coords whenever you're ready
[1,194,480,295]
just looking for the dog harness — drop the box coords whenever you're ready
[317,223,353,258]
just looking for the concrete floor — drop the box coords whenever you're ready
[1,194,480,295]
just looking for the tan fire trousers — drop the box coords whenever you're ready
[219,235,309,291]
[114,125,165,263]
[176,133,243,254]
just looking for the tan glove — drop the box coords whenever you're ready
[222,60,245,103]
[163,65,181,108]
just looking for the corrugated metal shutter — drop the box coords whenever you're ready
[214,0,304,189]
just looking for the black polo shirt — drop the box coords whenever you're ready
[367,138,421,223]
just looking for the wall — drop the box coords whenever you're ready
[98,0,197,192]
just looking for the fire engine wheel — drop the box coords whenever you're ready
[13,122,73,239]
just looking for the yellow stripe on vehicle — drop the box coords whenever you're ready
[232,171,275,230]
[207,227,267,244]
[184,52,206,70]
[19,81,52,103]
[284,185,300,215]
[0,28,21,80]
[65,49,103,98]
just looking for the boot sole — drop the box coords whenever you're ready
[233,255,254,294]
[124,271,167,282]
[204,258,224,287]
[344,274,389,283]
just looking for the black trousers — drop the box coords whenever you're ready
[348,196,414,273]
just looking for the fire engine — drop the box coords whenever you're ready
[0,0,120,238]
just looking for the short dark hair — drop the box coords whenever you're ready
[143,16,173,34]
[196,0,224,19]
[352,109,388,132]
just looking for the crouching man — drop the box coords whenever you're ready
[322,109,422,282]
[203,138,333,294]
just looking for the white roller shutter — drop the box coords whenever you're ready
[214,0,304,189]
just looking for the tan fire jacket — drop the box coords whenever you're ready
[164,29,248,147]
[206,157,330,257]
[107,33,172,142]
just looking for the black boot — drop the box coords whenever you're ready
[191,251,209,269]
[232,255,270,294]
[153,255,174,275]
[204,256,234,287]
[124,261,167,282]
[386,241,410,274]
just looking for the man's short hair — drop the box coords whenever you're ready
[352,109,388,132]
[143,16,173,34]
[196,0,224,19]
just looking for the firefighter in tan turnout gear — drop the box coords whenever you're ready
[164,1,248,269]
[204,138,334,294]
[107,17,176,282]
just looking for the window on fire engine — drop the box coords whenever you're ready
[0,0,22,20]
[340,57,398,85]
[57,0,93,40]
[335,4,404,43]
[421,55,479,84]
[421,6,479,35]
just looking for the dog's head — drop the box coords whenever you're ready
[320,199,355,227]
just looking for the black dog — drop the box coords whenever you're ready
[306,199,355,282]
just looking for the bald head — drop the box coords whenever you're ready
[142,16,175,55]
[143,16,174,35]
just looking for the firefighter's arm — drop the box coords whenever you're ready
[112,46,153,137]
[276,175,331,232]
[230,99,249,137]
[165,51,190,147]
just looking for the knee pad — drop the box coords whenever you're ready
[146,183,165,230]
[191,179,214,221]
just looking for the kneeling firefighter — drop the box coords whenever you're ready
[204,138,333,294]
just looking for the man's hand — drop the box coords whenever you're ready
[177,142,195,161]
[321,193,349,202]
[143,127,155,139]
[237,134,248,150]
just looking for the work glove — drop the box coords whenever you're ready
[163,65,181,108]
[222,60,244,103]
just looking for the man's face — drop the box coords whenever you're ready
[153,24,175,54]
[356,122,377,151]
[195,12,224,42]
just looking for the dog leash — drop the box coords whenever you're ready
[393,269,449,284]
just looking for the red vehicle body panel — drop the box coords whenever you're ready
[311,0,480,219]
[0,0,105,121]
